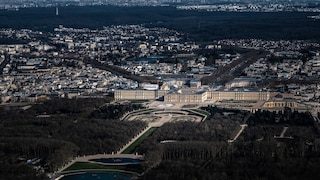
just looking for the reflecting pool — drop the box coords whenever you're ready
[60,172,130,180]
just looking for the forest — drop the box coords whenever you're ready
[1,97,320,180]
[0,98,147,180]
[0,6,320,42]
[135,106,320,180]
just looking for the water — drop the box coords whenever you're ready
[60,172,130,180]
[89,158,143,164]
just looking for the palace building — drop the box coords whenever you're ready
[114,88,270,102]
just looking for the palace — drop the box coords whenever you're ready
[114,89,270,103]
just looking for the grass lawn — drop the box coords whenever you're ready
[64,162,110,171]
[63,162,145,174]
[121,127,158,154]
[122,108,155,120]
[186,109,210,121]
[191,109,210,116]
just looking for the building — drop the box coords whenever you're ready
[164,89,207,103]
[225,78,257,89]
[190,79,201,88]
[115,89,270,102]
[207,91,270,101]
[262,101,298,108]
[143,84,159,90]
[114,89,167,100]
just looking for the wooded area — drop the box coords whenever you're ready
[137,107,320,180]
[1,6,320,41]
[1,98,320,179]
[0,98,147,179]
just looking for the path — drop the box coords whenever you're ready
[274,126,293,139]
[228,124,248,143]
[280,126,289,138]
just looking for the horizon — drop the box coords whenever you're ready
[1,0,320,9]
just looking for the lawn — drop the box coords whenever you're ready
[191,109,210,116]
[121,127,158,154]
[186,109,210,121]
[63,162,145,174]
[64,162,110,171]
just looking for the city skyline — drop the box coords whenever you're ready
[1,0,320,9]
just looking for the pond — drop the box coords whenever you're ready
[60,172,130,180]
[89,158,143,164]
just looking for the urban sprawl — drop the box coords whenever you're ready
[1,0,320,13]
[1,24,320,116]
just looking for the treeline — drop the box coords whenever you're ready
[0,98,147,179]
[248,108,314,126]
[0,137,79,171]
[0,97,113,121]
[0,162,49,180]
[1,7,320,41]
[90,103,143,119]
[141,140,320,180]
[161,141,230,160]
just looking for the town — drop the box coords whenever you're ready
[1,0,320,12]
[1,24,320,117]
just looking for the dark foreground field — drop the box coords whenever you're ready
[1,6,320,41]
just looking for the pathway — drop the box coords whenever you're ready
[228,124,248,143]
[274,126,294,139]
[280,126,289,138]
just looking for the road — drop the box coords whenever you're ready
[201,50,268,84]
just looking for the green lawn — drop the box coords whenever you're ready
[121,108,155,120]
[64,162,110,171]
[186,109,210,121]
[121,127,158,154]
[191,109,210,116]
[63,162,145,174]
